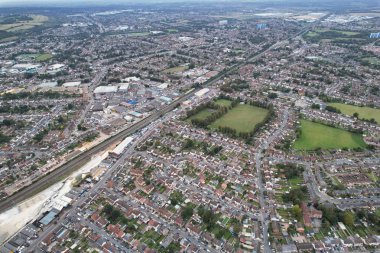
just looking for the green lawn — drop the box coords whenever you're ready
[335,30,360,36]
[167,29,178,33]
[361,57,380,66]
[210,104,269,133]
[186,108,215,122]
[0,15,48,32]
[214,99,232,107]
[328,103,380,123]
[294,120,366,150]
[128,32,150,37]
[305,29,364,42]
[307,29,360,36]
[163,65,188,74]
[36,53,53,62]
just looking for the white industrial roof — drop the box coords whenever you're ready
[63,81,81,87]
[111,136,133,155]
[38,81,58,88]
[119,83,130,90]
[123,76,140,82]
[94,86,118,93]
[49,64,65,70]
[157,83,168,89]
[12,64,40,69]
[195,88,210,97]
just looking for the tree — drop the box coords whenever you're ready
[181,205,194,221]
[353,112,359,118]
[0,132,11,144]
[292,205,302,221]
[343,211,355,227]
[169,190,184,206]
[102,204,114,215]
[282,186,307,205]
[325,105,341,114]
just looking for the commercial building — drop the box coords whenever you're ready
[195,88,210,97]
[110,136,133,157]
[62,81,81,87]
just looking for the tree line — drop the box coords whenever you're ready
[187,98,240,128]
[187,96,275,141]
[217,100,275,140]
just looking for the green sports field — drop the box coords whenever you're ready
[163,65,188,74]
[128,32,150,37]
[214,99,232,107]
[293,120,366,150]
[36,53,53,62]
[186,108,215,122]
[328,103,380,123]
[210,104,268,133]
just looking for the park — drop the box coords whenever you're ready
[328,103,380,123]
[210,104,269,133]
[187,98,270,136]
[294,120,367,150]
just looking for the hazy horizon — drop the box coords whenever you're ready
[1,0,379,8]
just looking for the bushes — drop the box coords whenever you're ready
[169,190,184,206]
[0,132,11,144]
[188,99,239,128]
[276,163,304,179]
[325,105,341,114]
[282,186,308,205]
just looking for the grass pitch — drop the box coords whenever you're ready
[0,15,48,32]
[328,103,380,123]
[36,53,53,62]
[210,104,268,133]
[163,65,188,74]
[214,99,232,107]
[294,120,366,150]
[186,108,215,122]
[128,32,150,37]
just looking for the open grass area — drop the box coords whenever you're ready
[214,99,232,107]
[186,108,215,122]
[0,36,18,42]
[210,104,269,133]
[294,120,366,150]
[328,103,380,123]
[16,53,53,62]
[334,30,360,36]
[163,65,188,74]
[128,32,150,37]
[277,208,294,221]
[361,57,380,66]
[36,53,53,62]
[306,29,360,37]
[305,28,365,43]
[0,15,48,32]
[367,172,378,182]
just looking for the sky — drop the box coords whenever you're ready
[0,0,195,7]
[0,0,378,8]
[0,0,284,8]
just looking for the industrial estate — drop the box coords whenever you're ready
[0,0,380,252]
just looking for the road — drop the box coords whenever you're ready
[255,108,289,253]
